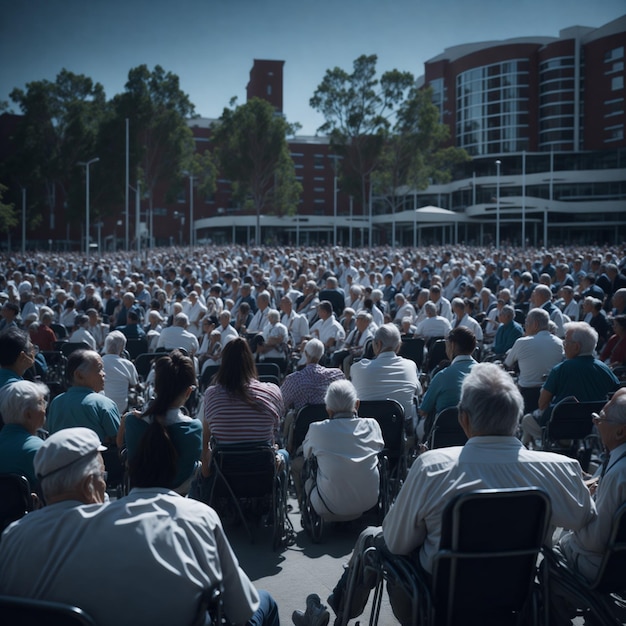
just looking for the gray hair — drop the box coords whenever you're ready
[526,307,549,331]
[606,393,626,425]
[533,284,552,302]
[565,321,598,356]
[374,323,401,352]
[174,312,189,328]
[459,362,522,436]
[304,338,325,362]
[220,310,231,323]
[104,330,127,355]
[267,309,280,324]
[500,305,515,321]
[0,380,49,426]
[40,452,102,502]
[325,379,358,414]
[424,301,437,316]
[257,291,271,305]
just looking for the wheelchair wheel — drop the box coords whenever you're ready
[272,471,295,551]
[301,494,325,543]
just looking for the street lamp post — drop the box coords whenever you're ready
[495,160,501,249]
[189,174,194,247]
[78,157,99,264]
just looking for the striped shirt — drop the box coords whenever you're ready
[204,379,284,444]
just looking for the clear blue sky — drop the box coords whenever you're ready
[1,0,624,135]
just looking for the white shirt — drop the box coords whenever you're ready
[102,353,139,413]
[452,313,484,343]
[281,311,309,345]
[262,322,289,359]
[383,437,596,574]
[350,351,421,420]
[219,323,239,347]
[504,330,564,388]
[0,489,260,625]
[157,326,199,355]
[247,307,270,333]
[303,414,384,520]
[310,315,345,351]
[69,327,96,350]
[432,297,452,321]
[416,316,452,339]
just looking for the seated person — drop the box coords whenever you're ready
[489,304,523,357]
[0,380,48,490]
[599,314,626,366]
[68,314,97,350]
[0,428,279,626]
[0,327,37,389]
[302,380,384,522]
[256,309,289,363]
[119,350,202,495]
[102,331,139,415]
[293,363,595,626]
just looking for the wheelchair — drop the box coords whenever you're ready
[299,452,390,544]
[204,439,295,551]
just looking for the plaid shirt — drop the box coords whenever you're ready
[281,364,345,411]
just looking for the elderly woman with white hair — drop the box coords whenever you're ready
[102,331,139,414]
[302,379,384,523]
[0,380,49,489]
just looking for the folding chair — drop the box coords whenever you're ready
[349,487,550,626]
[38,351,68,399]
[206,440,293,551]
[0,596,96,626]
[0,473,34,533]
[51,322,69,339]
[540,398,606,472]
[427,407,467,449]
[125,337,149,362]
[358,399,406,502]
[256,362,281,380]
[541,501,626,625]
[399,337,425,371]
[199,364,220,392]
[290,404,328,454]
[134,352,165,382]
[425,339,448,377]
[59,341,91,358]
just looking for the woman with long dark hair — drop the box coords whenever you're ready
[201,337,285,475]
[120,349,202,493]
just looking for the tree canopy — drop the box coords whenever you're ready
[212,97,301,242]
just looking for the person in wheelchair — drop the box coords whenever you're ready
[119,349,202,495]
[295,363,595,626]
[301,379,383,525]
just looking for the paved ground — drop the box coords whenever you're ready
[225,493,399,626]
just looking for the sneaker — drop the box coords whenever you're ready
[292,594,330,626]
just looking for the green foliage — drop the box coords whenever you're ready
[212,97,301,224]
[5,70,106,225]
[0,184,18,233]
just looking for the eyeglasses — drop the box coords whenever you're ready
[592,411,621,425]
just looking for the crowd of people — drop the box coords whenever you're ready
[0,241,625,625]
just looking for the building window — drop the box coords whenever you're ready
[604,47,625,63]
[314,187,325,193]
[267,85,272,95]
[611,75,624,91]
[605,124,624,143]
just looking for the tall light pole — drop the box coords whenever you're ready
[495,159,501,249]
[21,188,26,255]
[78,157,99,264]
[189,174,194,247]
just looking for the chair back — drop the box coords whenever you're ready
[134,352,165,381]
[433,487,551,625]
[259,374,280,386]
[0,595,96,626]
[50,323,69,339]
[593,501,626,593]
[428,407,467,449]
[291,404,328,454]
[426,339,448,374]
[544,399,606,442]
[124,337,149,362]
[0,474,34,533]
[60,342,91,358]
[398,337,425,370]
[199,364,220,391]
[256,362,281,379]
[358,399,405,456]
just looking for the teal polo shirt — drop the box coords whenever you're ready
[47,386,121,442]
[0,423,43,487]
[0,369,22,389]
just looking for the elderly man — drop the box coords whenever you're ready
[310,300,345,357]
[101,331,139,415]
[0,427,278,626]
[521,322,619,445]
[504,308,564,414]
[332,310,376,375]
[257,309,289,363]
[280,295,309,347]
[47,349,121,445]
[0,380,48,489]
[301,363,595,626]
[415,301,452,339]
[428,285,452,321]
[350,324,421,424]
[418,326,477,440]
[531,284,565,338]
[319,276,345,317]
[392,293,416,326]
[300,380,384,526]
[217,310,238,347]
[489,304,523,356]
[296,280,321,324]
[247,290,272,333]
[157,312,199,356]
[450,297,483,345]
